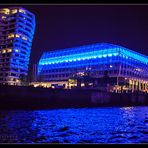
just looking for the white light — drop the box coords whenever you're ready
[108,54,112,57]
[113,53,118,56]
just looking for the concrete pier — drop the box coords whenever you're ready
[0,85,147,109]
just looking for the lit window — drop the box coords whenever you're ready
[22,36,28,41]
[0,8,10,15]
[8,33,14,39]
[16,34,20,38]
[103,54,107,57]
[1,16,6,20]
[16,79,20,82]
[2,49,6,53]
[11,9,17,14]
[19,9,26,14]
[15,49,20,52]
[108,54,112,57]
[7,48,12,53]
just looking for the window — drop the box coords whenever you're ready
[1,16,6,20]
[19,9,26,14]
[22,36,28,41]
[8,33,15,39]
[2,49,6,53]
[0,8,10,15]
[16,34,20,38]
[15,49,20,52]
[7,48,12,53]
[11,9,18,14]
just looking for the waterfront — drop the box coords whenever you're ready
[0,106,148,144]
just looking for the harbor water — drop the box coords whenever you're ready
[0,106,148,144]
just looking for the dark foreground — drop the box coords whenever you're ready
[0,107,148,143]
[0,85,148,109]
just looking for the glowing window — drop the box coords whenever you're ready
[19,9,26,14]
[1,16,6,20]
[15,49,20,52]
[8,33,14,39]
[16,34,20,38]
[0,8,10,14]
[2,49,6,53]
[7,48,12,53]
[22,36,28,41]
[11,9,17,14]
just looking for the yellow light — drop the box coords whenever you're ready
[0,8,10,14]
[8,33,14,39]
[2,49,6,53]
[19,9,26,14]
[16,79,20,82]
[11,9,17,14]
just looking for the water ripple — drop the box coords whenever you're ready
[0,106,148,143]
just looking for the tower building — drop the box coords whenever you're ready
[0,7,35,85]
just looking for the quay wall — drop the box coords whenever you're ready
[0,85,147,109]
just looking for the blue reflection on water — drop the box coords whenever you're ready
[0,107,148,143]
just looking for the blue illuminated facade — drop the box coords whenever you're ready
[37,43,148,91]
[0,7,35,85]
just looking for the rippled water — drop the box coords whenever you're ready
[0,106,148,144]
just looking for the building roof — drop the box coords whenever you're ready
[38,43,148,66]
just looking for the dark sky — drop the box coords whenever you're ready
[1,4,148,67]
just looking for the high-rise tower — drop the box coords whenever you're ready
[0,7,35,85]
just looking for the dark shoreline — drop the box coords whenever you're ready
[0,85,148,110]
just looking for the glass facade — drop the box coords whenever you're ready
[37,43,148,92]
[0,7,36,85]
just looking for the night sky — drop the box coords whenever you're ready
[1,4,148,68]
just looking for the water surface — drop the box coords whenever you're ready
[0,106,148,143]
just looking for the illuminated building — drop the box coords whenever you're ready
[0,7,36,85]
[31,64,37,82]
[36,43,148,92]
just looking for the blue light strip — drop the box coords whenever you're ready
[38,43,148,70]
[39,48,119,65]
[120,48,148,64]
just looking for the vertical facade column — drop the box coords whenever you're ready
[132,80,134,92]
[138,80,141,91]
[141,81,144,92]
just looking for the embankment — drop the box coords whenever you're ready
[0,85,147,109]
